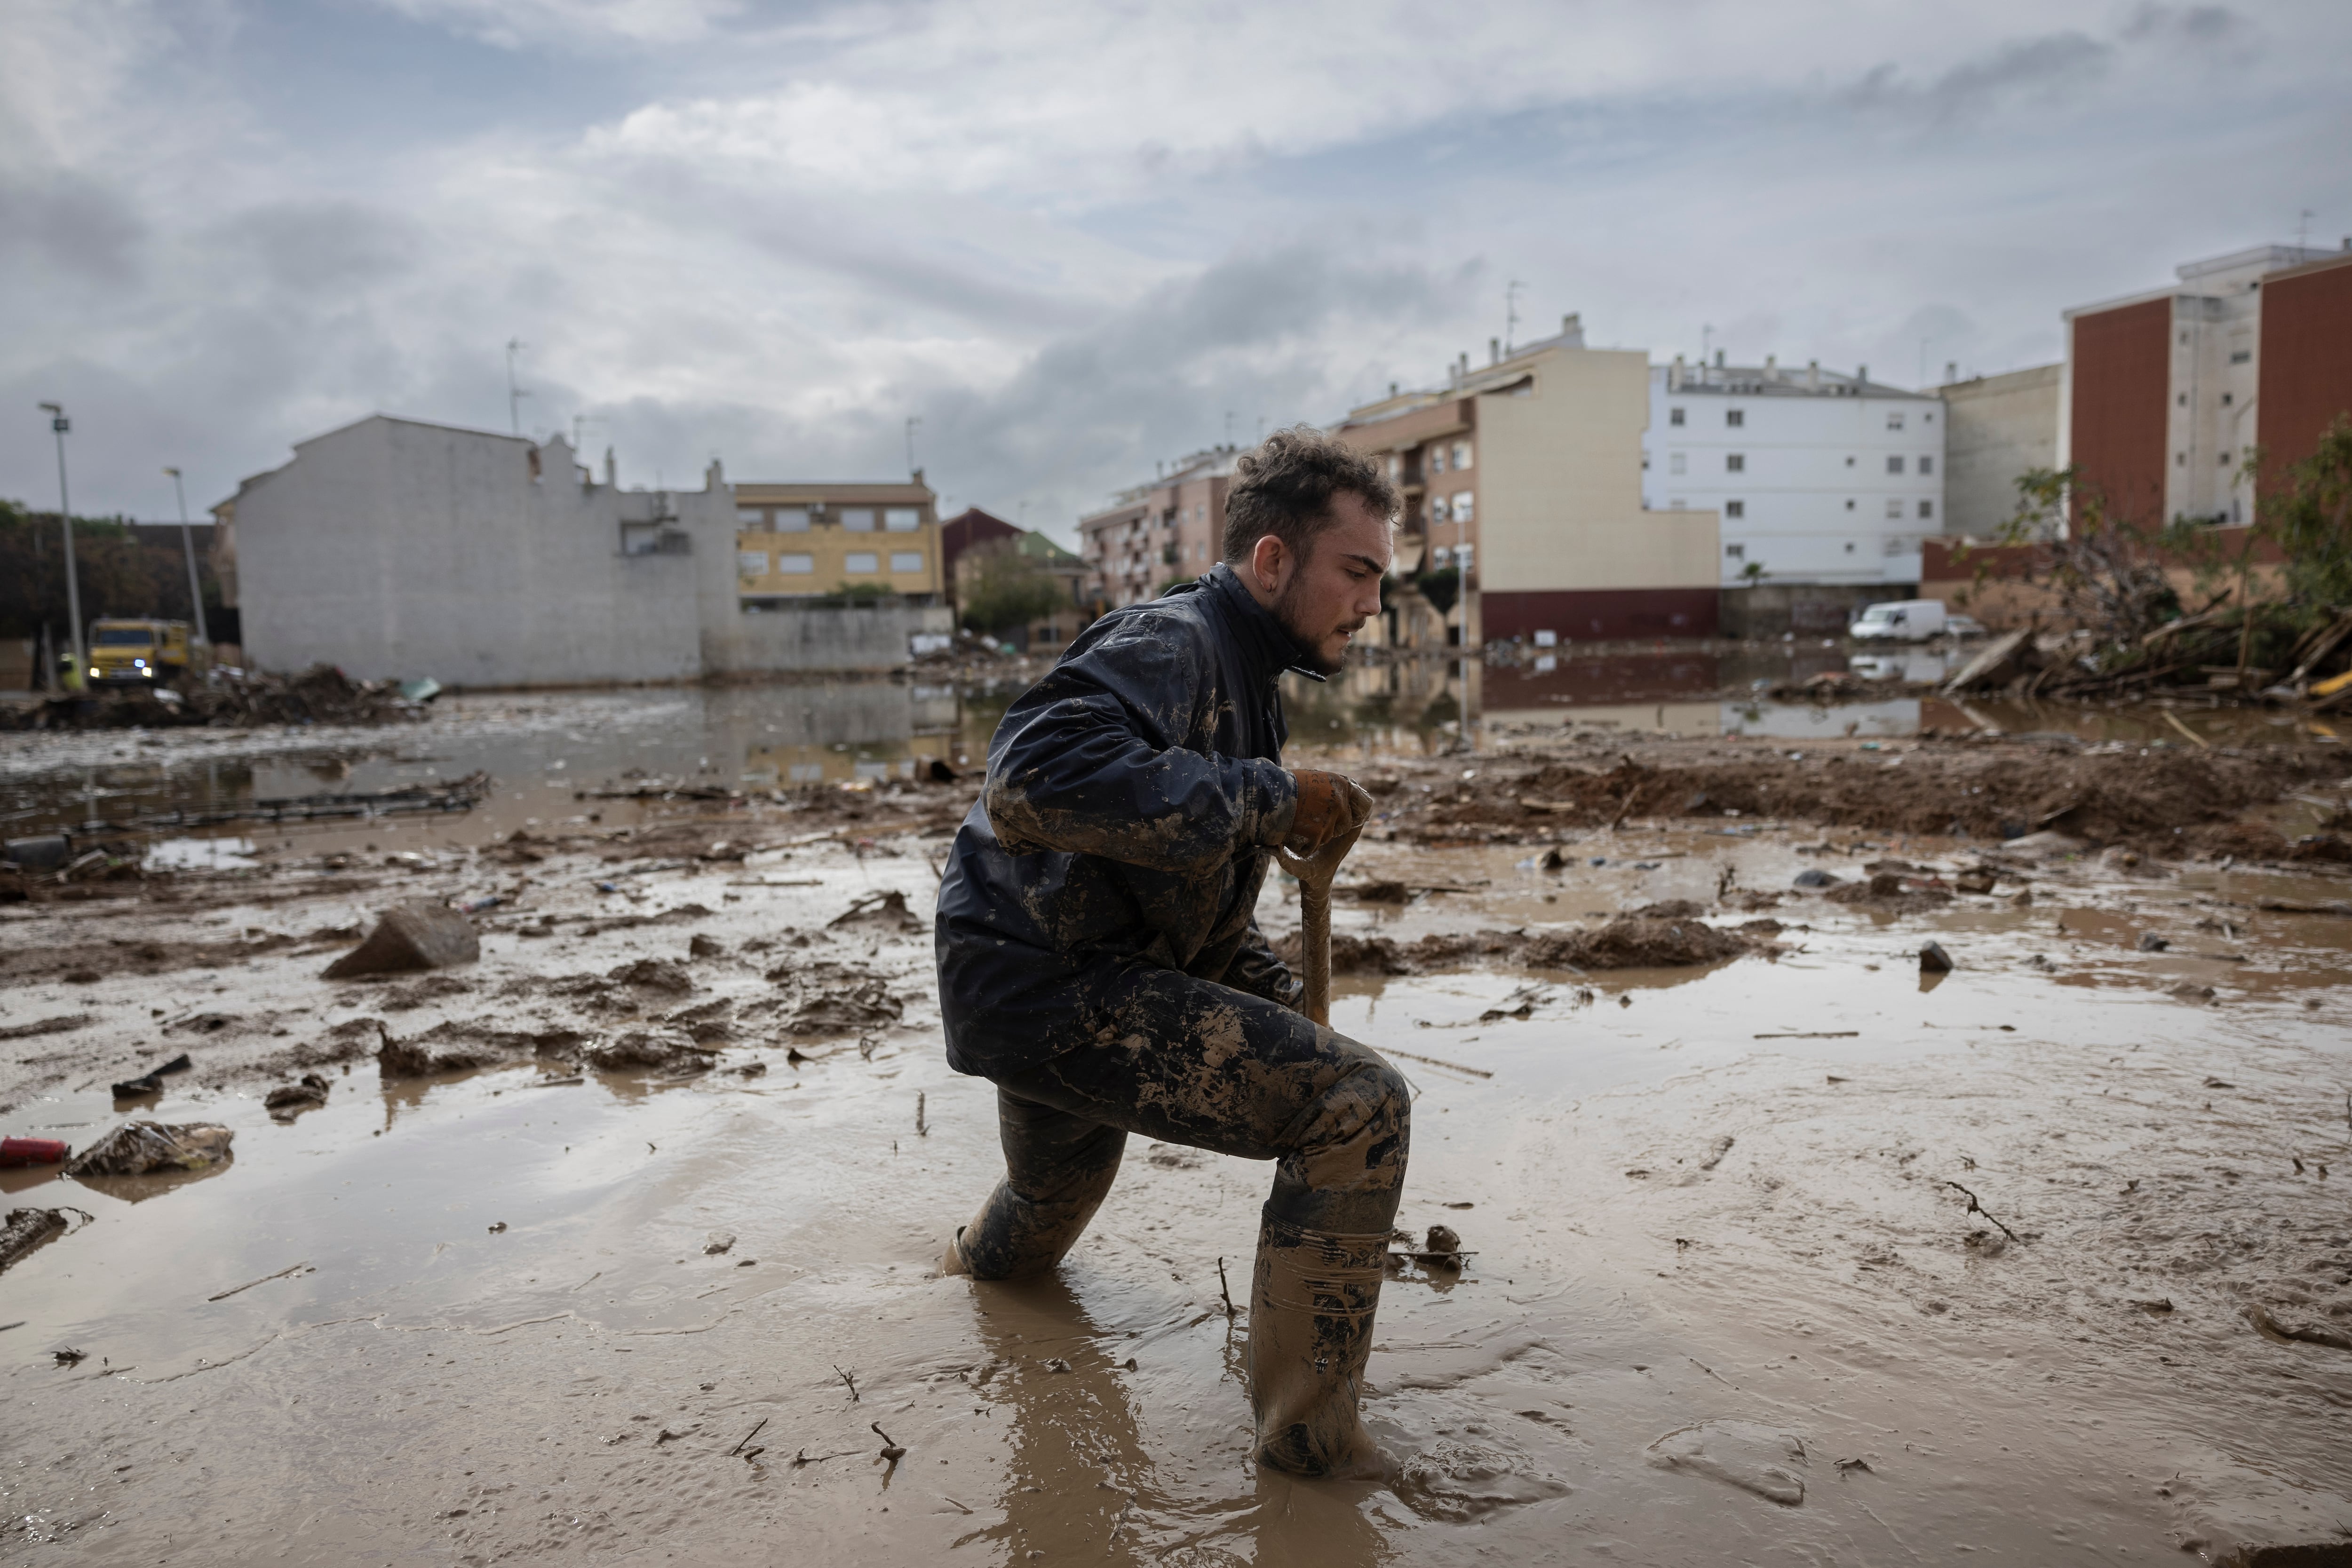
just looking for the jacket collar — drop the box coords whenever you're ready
[1200,562,1321,684]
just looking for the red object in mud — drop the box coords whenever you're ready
[1,1137,71,1167]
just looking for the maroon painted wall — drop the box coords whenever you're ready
[2258,254,2352,478]
[1482,587,1718,642]
[2069,297,2172,527]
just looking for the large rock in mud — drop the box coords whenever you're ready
[323,902,479,979]
[1526,916,1753,970]
[66,1121,234,1177]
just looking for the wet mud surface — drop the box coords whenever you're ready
[2,690,2350,1565]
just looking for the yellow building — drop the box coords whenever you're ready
[731,478,942,607]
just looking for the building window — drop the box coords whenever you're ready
[841,508,876,531]
[1844,499,1856,511]
[1429,447,1447,475]
[777,553,814,575]
[1845,541,1857,553]
[1725,499,1745,518]
[845,551,879,573]
[1885,455,1905,475]
[774,507,811,532]
[1669,407,1685,426]
[1886,411,1905,430]
[736,507,767,525]
[1453,492,1475,522]
[1451,440,1473,469]
[1845,455,1855,467]
[1726,409,1744,427]
[884,508,921,532]
[1726,543,1745,559]
[1669,498,1687,511]
[1725,453,1745,473]
[1918,455,1933,475]
[1429,496,1450,523]
[1884,498,1904,519]
[2176,452,2187,466]
[1669,451,1687,475]
[2177,393,2189,406]
[2230,349,2251,364]
[1918,499,1934,520]
[2221,392,2233,406]
[1431,546,1452,567]
[738,551,768,576]
[890,550,924,573]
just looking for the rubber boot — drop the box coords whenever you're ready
[1246,1213,1389,1477]
[942,1167,1118,1281]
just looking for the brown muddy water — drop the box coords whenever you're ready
[3,677,2351,1565]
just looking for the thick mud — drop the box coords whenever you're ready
[2,701,2350,1565]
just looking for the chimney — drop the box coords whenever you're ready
[1945,360,1958,384]
[1489,337,1501,365]
[1669,353,1684,392]
[1714,348,1725,369]
[1561,312,1582,345]
[1856,364,1868,392]
[1764,353,1777,378]
[1389,381,1399,397]
[604,446,617,486]
[1807,359,1820,390]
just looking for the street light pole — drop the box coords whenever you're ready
[38,402,84,688]
[163,466,210,648]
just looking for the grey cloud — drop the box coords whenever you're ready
[224,201,426,295]
[1843,32,2114,125]
[2122,4,2250,44]
[0,167,147,285]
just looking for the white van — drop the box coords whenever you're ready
[1848,600,1947,642]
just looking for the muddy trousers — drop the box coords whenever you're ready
[945,964,1410,1476]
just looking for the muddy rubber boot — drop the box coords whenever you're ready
[946,1170,1118,1281]
[1246,1213,1390,1478]
[939,1225,972,1277]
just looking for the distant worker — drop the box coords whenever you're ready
[934,427,1405,1477]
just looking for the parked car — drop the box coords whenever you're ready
[1943,615,1987,639]
[1848,599,1947,642]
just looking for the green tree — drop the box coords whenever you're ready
[2258,413,2352,613]
[1413,565,1460,618]
[959,540,1068,636]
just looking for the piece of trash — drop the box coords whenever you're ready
[0,1138,71,1168]
[111,1053,194,1099]
[264,1074,331,1119]
[1,1208,70,1275]
[2136,932,2169,952]
[595,880,621,894]
[53,1347,87,1366]
[65,1122,233,1177]
[1793,869,1838,889]
[1044,1357,1072,1373]
[1918,940,1954,973]
[322,901,481,979]
[488,1221,507,1233]
[457,895,502,915]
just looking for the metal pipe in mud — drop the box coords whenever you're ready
[1277,823,1365,1027]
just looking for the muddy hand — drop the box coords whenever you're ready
[1276,774,1371,1027]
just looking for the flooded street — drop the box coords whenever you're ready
[4,665,2351,1564]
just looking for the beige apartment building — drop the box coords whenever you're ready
[1939,363,2060,537]
[1078,447,1240,609]
[732,478,942,607]
[1338,317,1719,642]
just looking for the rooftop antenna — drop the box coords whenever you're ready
[1701,324,1714,364]
[505,339,529,436]
[1505,278,1525,354]
[905,416,922,477]
[2298,208,2314,250]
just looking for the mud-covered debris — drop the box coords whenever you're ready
[608,957,692,994]
[2137,932,2170,952]
[111,1052,193,1098]
[790,984,905,1036]
[1629,899,1706,919]
[0,1207,68,1274]
[2246,1301,2352,1353]
[264,1074,332,1119]
[689,934,725,958]
[1646,1420,1807,1506]
[1792,869,1838,889]
[704,1231,736,1255]
[1827,872,1953,912]
[1349,879,1413,904]
[378,1022,505,1077]
[1954,867,1999,895]
[1525,917,1752,970]
[1426,1223,1462,1254]
[1919,941,1954,973]
[322,902,480,979]
[2169,982,2217,1004]
[826,889,924,934]
[66,1121,234,1177]
[585,1029,716,1073]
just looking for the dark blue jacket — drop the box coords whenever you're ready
[935,564,1307,1077]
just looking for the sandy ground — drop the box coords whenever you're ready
[2,725,2350,1566]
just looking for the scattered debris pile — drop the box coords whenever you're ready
[64,1121,234,1177]
[1279,915,1765,977]
[0,665,437,731]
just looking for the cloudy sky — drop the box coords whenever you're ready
[4,0,2348,540]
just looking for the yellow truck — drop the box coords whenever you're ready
[87,619,192,688]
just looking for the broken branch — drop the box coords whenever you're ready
[1947,1180,2020,1243]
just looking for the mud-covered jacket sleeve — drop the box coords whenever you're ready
[984,618,1296,873]
[1222,915,1303,1012]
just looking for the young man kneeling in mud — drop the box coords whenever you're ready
[933,427,1406,1478]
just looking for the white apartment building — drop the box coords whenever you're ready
[1642,356,1946,588]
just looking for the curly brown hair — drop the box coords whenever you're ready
[1219,425,1398,567]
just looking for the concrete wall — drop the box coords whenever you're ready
[1479,346,1720,596]
[235,417,715,687]
[701,602,953,675]
[1940,364,2058,538]
[1718,581,1907,640]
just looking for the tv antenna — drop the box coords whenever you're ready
[1505,278,1525,353]
[506,340,530,436]
[906,416,922,476]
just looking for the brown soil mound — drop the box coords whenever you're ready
[1409,745,2336,850]
[1279,916,1761,976]
[1824,872,1956,912]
